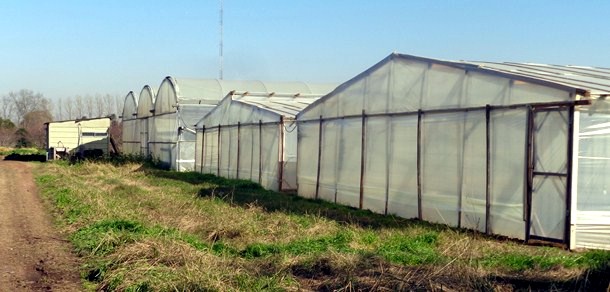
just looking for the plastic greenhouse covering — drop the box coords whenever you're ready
[121,91,139,155]
[137,85,155,156]
[149,77,336,171]
[297,53,610,250]
[195,90,334,191]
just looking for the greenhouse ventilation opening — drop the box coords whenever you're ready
[121,91,139,155]
[296,53,610,250]
[195,85,336,192]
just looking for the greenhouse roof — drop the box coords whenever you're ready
[465,61,610,96]
[391,53,610,96]
[230,92,322,117]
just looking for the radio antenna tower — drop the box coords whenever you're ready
[219,0,224,80]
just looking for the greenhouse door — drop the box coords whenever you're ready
[527,107,570,244]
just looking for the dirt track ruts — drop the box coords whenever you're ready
[0,160,81,291]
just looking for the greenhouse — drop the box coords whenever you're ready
[121,91,139,155]
[195,84,336,191]
[137,85,155,156]
[296,53,610,250]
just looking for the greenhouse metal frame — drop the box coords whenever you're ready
[296,53,610,250]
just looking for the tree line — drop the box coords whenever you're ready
[0,89,124,148]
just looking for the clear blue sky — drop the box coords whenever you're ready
[1,1,609,104]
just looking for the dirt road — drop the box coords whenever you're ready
[0,160,81,291]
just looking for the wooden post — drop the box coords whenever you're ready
[564,105,575,248]
[200,126,206,173]
[417,110,423,220]
[359,110,366,210]
[485,105,491,234]
[236,122,241,179]
[525,106,534,242]
[315,116,323,200]
[278,116,285,191]
[217,124,221,176]
[258,120,262,185]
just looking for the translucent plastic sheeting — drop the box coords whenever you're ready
[121,119,139,155]
[296,121,319,199]
[386,116,419,219]
[261,124,280,191]
[531,176,566,239]
[283,124,298,190]
[299,54,572,120]
[421,111,486,230]
[530,109,568,241]
[150,113,177,169]
[489,109,527,240]
[194,131,203,172]
[298,107,530,239]
[574,106,610,249]
[202,128,219,174]
[139,118,150,156]
[316,118,361,208]
[199,123,280,191]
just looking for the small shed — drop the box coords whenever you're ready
[137,85,156,156]
[46,117,111,159]
[297,53,610,250]
[195,87,334,191]
[121,91,139,155]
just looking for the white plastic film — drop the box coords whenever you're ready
[335,118,361,209]
[574,106,610,249]
[317,120,339,203]
[489,109,526,240]
[297,121,319,199]
[362,117,390,214]
[386,116,419,219]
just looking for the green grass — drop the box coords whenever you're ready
[33,159,610,291]
[0,147,45,156]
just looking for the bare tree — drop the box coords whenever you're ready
[95,94,105,117]
[85,95,95,118]
[104,94,114,116]
[64,97,74,120]
[75,95,84,118]
[1,95,15,121]
[0,118,16,146]
[115,94,122,118]
[56,98,63,120]
[9,89,52,125]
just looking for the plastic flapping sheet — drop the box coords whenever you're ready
[574,104,610,249]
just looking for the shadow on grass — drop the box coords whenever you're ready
[144,168,449,230]
[289,252,610,291]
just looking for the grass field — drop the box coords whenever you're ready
[34,160,610,291]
